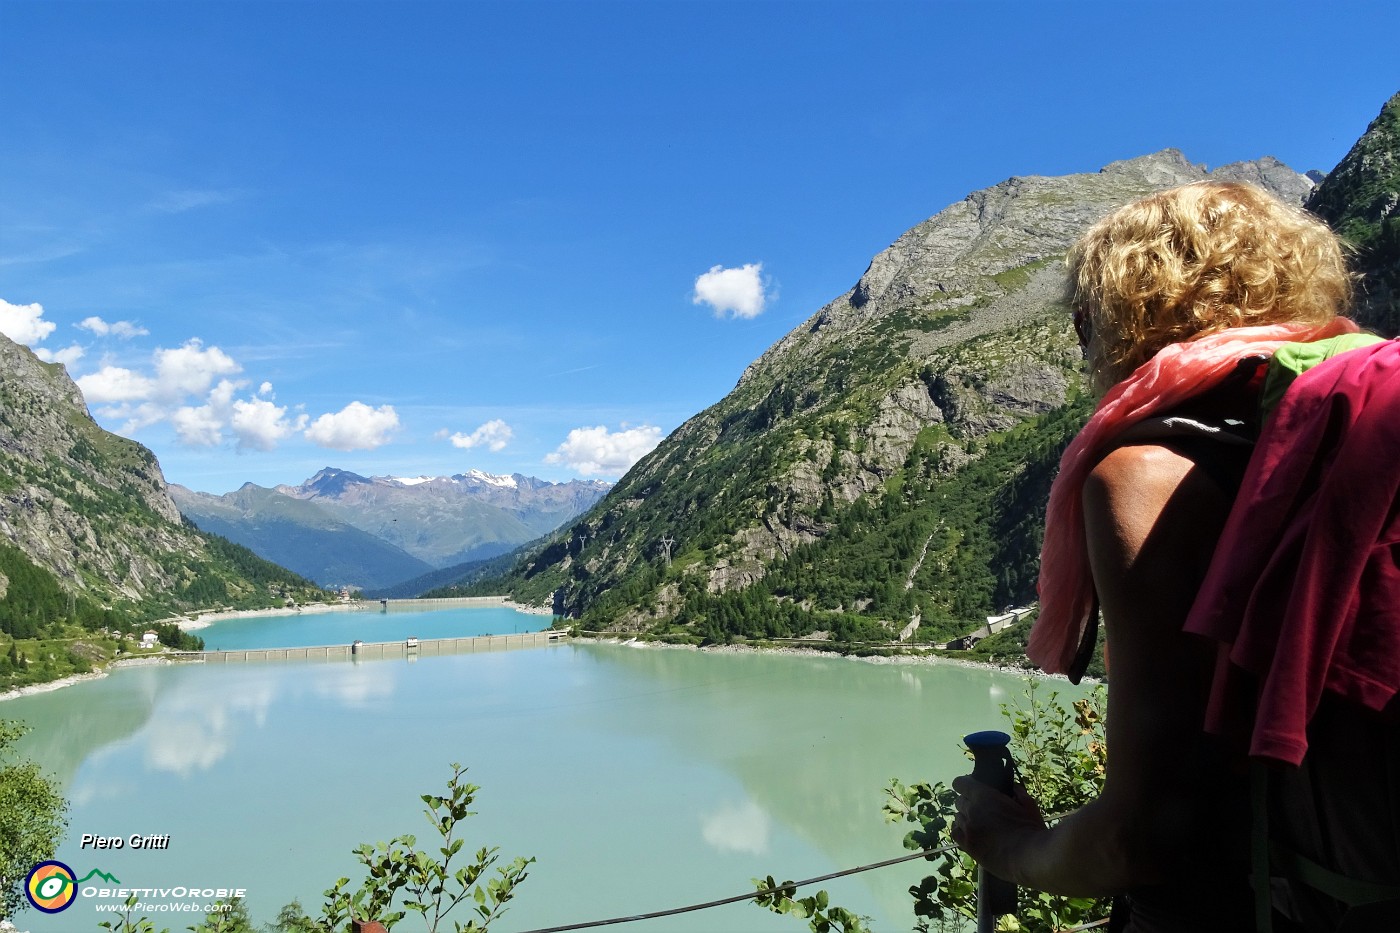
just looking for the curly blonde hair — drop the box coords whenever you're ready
[1068,180,1352,392]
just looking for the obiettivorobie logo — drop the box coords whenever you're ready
[24,861,121,913]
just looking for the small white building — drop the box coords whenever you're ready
[140,631,159,649]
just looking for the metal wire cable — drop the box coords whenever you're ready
[506,842,962,933]
[507,809,1109,932]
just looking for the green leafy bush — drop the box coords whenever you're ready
[757,680,1110,932]
[0,719,69,922]
[283,763,533,933]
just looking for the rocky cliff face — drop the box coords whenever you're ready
[1306,91,1400,337]
[488,150,1318,632]
[2,334,185,601]
[0,334,318,609]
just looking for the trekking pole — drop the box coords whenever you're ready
[965,730,1019,933]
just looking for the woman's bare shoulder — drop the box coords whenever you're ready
[1083,443,1235,581]
[1084,443,1200,518]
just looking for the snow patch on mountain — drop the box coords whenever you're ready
[389,475,435,487]
[461,469,518,488]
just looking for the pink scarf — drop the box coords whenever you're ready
[1027,318,1360,675]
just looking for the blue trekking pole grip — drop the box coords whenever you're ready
[964,730,1019,932]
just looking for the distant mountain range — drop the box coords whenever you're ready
[169,468,611,590]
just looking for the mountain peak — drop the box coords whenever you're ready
[379,470,519,489]
[300,467,371,495]
[457,469,518,489]
[487,143,1345,635]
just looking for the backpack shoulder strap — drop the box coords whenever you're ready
[1252,760,1400,933]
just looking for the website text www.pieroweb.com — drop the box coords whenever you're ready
[23,835,248,919]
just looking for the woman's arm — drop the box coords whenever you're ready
[952,442,1233,896]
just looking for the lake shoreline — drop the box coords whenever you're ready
[3,599,552,702]
[174,600,356,632]
[2,613,1072,703]
[0,655,181,703]
[578,634,1081,682]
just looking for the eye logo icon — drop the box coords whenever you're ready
[25,860,77,913]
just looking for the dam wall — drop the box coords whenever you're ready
[182,630,566,664]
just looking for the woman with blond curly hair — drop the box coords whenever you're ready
[951,180,1399,932]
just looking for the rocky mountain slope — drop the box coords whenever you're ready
[1306,91,1400,336]
[172,468,611,589]
[0,333,324,622]
[472,109,1396,645]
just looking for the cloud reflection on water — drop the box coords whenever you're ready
[144,676,278,776]
[700,797,772,855]
[309,661,399,708]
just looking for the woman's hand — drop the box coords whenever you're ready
[950,775,1047,882]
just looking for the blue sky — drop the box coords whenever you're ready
[2,1,1396,494]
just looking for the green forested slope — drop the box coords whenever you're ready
[1306,91,1400,337]
[1,334,329,689]
[454,122,1392,652]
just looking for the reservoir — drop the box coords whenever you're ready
[6,607,1083,931]
[195,602,542,650]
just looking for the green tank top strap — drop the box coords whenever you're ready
[1258,333,1386,420]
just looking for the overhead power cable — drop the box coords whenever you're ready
[507,842,961,933]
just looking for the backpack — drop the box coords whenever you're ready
[1068,334,1398,931]
[1180,333,1399,932]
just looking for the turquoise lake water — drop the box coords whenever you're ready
[195,604,542,650]
[5,606,1082,932]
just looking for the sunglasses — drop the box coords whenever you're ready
[1073,307,1093,355]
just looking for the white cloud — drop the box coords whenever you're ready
[545,424,662,477]
[692,262,768,319]
[231,397,306,451]
[45,317,390,458]
[78,316,149,339]
[304,401,400,451]
[0,297,56,344]
[169,379,245,446]
[153,338,241,400]
[76,340,239,409]
[95,401,168,433]
[450,419,513,452]
[207,378,239,410]
[77,366,158,403]
[35,344,85,367]
[105,372,304,452]
[171,403,226,447]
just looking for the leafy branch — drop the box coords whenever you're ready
[753,878,874,933]
[755,680,1111,933]
[291,763,533,933]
